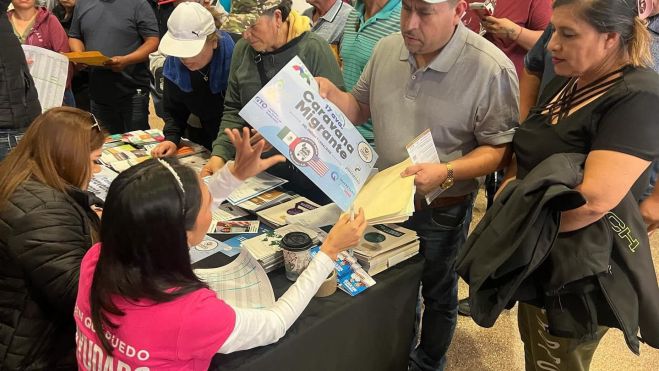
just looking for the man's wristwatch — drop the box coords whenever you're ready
[439,162,454,190]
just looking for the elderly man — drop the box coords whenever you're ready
[317,0,519,369]
[303,0,354,46]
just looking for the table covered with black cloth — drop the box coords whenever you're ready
[193,249,423,371]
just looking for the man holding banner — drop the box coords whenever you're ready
[317,0,518,370]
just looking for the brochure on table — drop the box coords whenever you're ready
[239,56,378,211]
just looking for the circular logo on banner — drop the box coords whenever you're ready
[290,137,318,167]
[358,142,374,163]
[195,240,218,251]
[364,232,386,243]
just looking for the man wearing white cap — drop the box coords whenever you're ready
[317,0,518,369]
[151,2,235,156]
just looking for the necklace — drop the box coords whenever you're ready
[198,69,209,82]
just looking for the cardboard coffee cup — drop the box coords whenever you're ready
[281,232,314,281]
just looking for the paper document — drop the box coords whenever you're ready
[194,250,275,309]
[213,220,260,234]
[285,203,342,228]
[237,189,297,211]
[406,129,443,203]
[21,45,68,111]
[353,159,416,224]
[239,56,378,210]
[189,235,234,264]
[227,172,288,205]
[63,51,110,66]
[87,165,118,201]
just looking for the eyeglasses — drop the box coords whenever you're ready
[90,113,101,132]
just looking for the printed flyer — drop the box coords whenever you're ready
[239,56,378,210]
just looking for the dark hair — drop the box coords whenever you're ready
[264,0,292,22]
[90,158,207,353]
[554,0,653,67]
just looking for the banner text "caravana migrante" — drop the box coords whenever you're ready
[295,91,355,159]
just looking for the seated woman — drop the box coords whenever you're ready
[200,0,344,203]
[75,127,366,369]
[0,107,105,369]
[151,2,235,155]
[500,0,659,368]
[8,0,75,106]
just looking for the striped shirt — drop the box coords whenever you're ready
[340,0,401,145]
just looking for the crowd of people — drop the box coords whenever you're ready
[1,0,658,370]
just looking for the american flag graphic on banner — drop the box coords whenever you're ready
[277,127,329,176]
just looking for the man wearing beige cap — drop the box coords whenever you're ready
[317,0,518,369]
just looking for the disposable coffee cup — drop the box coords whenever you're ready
[281,232,314,281]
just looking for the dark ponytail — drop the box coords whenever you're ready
[554,0,653,67]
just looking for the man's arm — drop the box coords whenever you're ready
[401,144,511,195]
[104,37,159,72]
[316,77,370,124]
[519,68,542,122]
[68,37,85,52]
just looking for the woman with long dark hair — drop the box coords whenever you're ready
[0,107,105,369]
[75,127,366,369]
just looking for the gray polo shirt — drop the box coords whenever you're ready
[352,23,519,197]
[302,0,354,45]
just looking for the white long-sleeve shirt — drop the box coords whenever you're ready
[207,165,335,353]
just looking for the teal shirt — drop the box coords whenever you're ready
[340,0,401,145]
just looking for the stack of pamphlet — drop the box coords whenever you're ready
[242,224,326,272]
[256,197,320,228]
[121,129,165,146]
[100,144,150,172]
[226,172,288,205]
[352,224,420,276]
[237,189,298,212]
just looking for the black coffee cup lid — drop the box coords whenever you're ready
[281,232,313,251]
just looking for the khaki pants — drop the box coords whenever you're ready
[518,303,608,371]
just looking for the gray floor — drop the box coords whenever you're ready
[448,191,659,370]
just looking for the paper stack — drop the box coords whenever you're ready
[100,144,151,172]
[227,172,288,205]
[352,224,420,276]
[353,158,416,224]
[242,224,326,272]
[237,189,298,212]
[256,197,320,228]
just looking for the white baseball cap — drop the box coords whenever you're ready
[159,2,216,58]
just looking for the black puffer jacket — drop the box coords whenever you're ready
[0,180,100,370]
[0,0,41,130]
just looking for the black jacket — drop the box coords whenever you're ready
[0,180,100,370]
[457,153,659,354]
[0,0,41,130]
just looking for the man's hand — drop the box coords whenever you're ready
[481,16,521,40]
[200,156,226,177]
[104,56,130,72]
[640,195,659,235]
[226,127,286,180]
[316,76,340,100]
[401,163,448,195]
[151,140,178,158]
